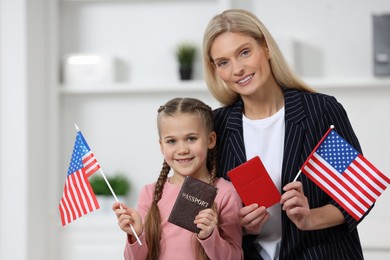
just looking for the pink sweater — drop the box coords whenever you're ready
[123,177,243,260]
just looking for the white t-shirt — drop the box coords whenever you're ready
[243,107,285,260]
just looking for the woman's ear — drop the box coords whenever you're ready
[208,131,217,149]
[265,46,271,59]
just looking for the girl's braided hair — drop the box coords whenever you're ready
[145,97,217,260]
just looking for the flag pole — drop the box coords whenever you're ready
[74,123,142,245]
[293,170,302,182]
[292,125,335,182]
[98,169,142,245]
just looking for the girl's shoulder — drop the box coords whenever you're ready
[214,177,235,193]
[213,178,242,206]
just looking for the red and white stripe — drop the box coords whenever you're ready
[82,151,100,177]
[302,153,390,220]
[59,169,100,226]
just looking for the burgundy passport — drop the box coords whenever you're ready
[168,176,218,233]
[227,156,280,208]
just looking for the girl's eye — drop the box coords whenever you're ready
[166,139,176,145]
[187,136,197,142]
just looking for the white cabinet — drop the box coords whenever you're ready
[60,214,126,260]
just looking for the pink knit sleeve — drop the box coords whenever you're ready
[124,185,153,260]
[199,180,244,259]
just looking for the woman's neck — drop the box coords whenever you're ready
[242,84,284,120]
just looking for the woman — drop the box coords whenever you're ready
[202,9,368,260]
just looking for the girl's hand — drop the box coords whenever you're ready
[281,181,311,230]
[239,203,270,234]
[194,208,218,240]
[112,202,143,241]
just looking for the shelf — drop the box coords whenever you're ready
[304,77,390,90]
[59,77,390,95]
[59,80,208,95]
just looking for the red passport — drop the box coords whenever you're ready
[227,156,280,208]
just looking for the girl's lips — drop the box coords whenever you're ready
[236,73,254,85]
[176,158,193,163]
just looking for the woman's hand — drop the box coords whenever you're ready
[112,202,143,242]
[195,208,218,240]
[239,203,270,234]
[281,181,312,230]
[281,181,346,230]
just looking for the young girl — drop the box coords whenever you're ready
[112,97,243,260]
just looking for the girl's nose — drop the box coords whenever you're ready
[178,143,189,154]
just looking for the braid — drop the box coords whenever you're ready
[207,146,218,185]
[153,160,171,201]
[145,160,170,260]
[156,97,217,260]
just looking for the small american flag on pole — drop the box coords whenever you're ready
[301,126,390,220]
[59,128,100,226]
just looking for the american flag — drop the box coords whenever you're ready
[301,128,390,220]
[59,130,100,226]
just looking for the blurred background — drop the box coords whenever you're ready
[1,0,390,259]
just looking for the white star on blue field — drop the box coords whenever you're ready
[316,131,358,173]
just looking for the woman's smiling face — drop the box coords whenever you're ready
[210,32,273,97]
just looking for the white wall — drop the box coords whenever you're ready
[59,0,390,80]
[1,0,390,259]
[252,0,390,78]
[0,0,52,259]
[59,1,220,83]
[0,0,29,259]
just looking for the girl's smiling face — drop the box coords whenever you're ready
[159,113,216,183]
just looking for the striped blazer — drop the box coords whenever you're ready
[213,87,367,260]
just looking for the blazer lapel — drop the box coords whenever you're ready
[282,88,307,185]
[226,99,247,165]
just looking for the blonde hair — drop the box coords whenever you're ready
[203,9,314,106]
[145,97,218,260]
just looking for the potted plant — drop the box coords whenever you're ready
[90,173,130,213]
[176,42,197,80]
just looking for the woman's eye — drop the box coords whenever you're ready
[216,60,229,68]
[240,49,250,57]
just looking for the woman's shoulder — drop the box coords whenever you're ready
[213,99,243,114]
[213,104,234,116]
[285,86,338,102]
[284,87,343,111]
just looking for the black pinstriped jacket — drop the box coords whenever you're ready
[213,87,367,260]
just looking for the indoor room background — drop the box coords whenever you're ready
[1,0,390,259]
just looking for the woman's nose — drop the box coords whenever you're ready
[232,60,244,76]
